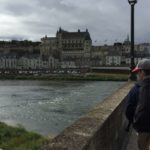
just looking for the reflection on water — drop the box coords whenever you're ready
[0,80,125,135]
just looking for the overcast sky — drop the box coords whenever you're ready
[0,0,149,45]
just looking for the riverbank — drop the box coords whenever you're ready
[0,73,129,81]
[0,122,49,150]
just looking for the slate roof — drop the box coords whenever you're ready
[57,28,91,41]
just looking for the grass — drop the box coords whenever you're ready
[0,73,129,81]
[0,122,49,150]
[84,73,129,81]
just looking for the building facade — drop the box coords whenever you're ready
[1,31,150,71]
[40,28,92,69]
[0,54,58,70]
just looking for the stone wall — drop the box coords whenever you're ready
[41,82,133,150]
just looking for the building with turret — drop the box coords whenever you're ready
[40,28,92,69]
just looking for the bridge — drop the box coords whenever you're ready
[40,82,138,150]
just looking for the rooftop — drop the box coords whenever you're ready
[57,28,91,41]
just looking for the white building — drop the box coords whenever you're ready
[0,54,58,70]
[106,50,121,66]
[0,54,17,69]
[61,61,76,69]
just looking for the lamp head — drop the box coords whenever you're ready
[128,0,137,5]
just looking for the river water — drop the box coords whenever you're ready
[0,80,125,136]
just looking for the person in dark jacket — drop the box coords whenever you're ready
[126,59,150,150]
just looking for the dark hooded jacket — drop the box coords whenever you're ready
[125,78,150,132]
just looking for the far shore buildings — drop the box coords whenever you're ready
[40,29,150,69]
[0,28,150,71]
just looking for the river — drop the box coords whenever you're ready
[0,80,125,136]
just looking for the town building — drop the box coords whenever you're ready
[91,46,109,66]
[1,31,150,71]
[0,54,58,70]
[106,51,121,66]
[0,54,18,69]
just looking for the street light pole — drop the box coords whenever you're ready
[128,0,137,81]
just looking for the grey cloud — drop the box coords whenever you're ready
[0,35,28,41]
[0,0,150,44]
[0,1,34,16]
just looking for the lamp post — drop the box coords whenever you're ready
[128,0,137,81]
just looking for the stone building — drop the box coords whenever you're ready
[0,41,40,56]
[40,28,92,69]
[121,43,150,65]
[40,37,58,58]
[0,54,58,70]
[106,50,121,66]
[0,54,18,69]
[91,46,109,66]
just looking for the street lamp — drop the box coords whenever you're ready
[128,0,137,5]
[128,0,137,81]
